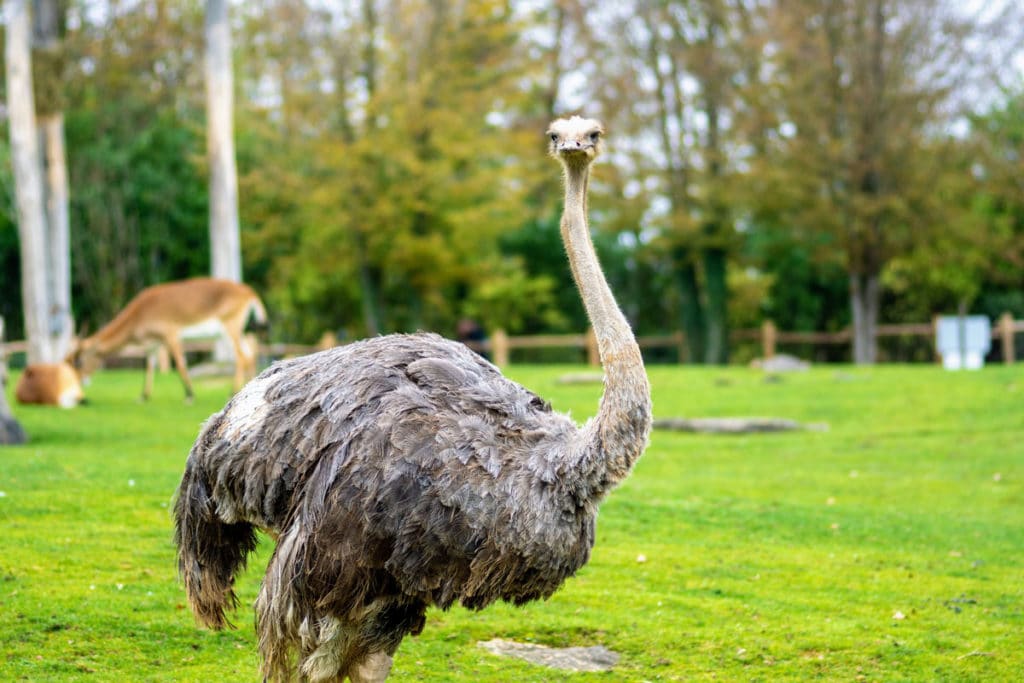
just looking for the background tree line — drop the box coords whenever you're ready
[1,0,1022,364]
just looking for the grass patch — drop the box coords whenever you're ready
[1,363,1021,681]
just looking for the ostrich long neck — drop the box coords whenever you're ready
[561,162,652,492]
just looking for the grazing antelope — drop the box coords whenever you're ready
[67,278,267,402]
[15,362,85,408]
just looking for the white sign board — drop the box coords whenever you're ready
[935,316,991,370]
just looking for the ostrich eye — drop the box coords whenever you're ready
[589,131,600,143]
[549,133,559,142]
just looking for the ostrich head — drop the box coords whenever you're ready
[547,116,604,168]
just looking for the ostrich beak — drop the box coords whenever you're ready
[557,139,590,153]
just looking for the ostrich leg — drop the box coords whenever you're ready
[348,652,393,682]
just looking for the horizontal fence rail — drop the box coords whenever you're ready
[1,314,1021,369]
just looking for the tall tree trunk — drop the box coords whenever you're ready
[40,114,71,356]
[703,245,728,364]
[355,232,382,336]
[353,0,382,336]
[700,4,729,366]
[6,0,54,364]
[0,316,28,445]
[206,0,241,283]
[675,247,706,363]
[34,0,72,358]
[850,271,879,364]
[0,386,26,444]
[206,0,241,363]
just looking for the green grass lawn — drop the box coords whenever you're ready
[1,363,1022,681]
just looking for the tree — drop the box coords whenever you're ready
[0,386,26,444]
[761,0,1021,363]
[884,89,1024,323]
[206,0,241,364]
[5,0,53,364]
[60,0,208,328]
[33,0,72,358]
[237,0,548,342]
[971,89,1024,320]
[567,0,759,363]
[206,0,241,284]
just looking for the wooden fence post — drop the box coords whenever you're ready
[585,328,599,367]
[761,320,777,359]
[999,312,1015,364]
[492,329,509,368]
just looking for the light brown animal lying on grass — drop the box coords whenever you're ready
[15,362,85,408]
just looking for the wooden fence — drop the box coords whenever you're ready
[2,313,1022,368]
[750,314,1023,366]
[480,313,1023,366]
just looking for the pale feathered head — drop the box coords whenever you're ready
[547,116,604,165]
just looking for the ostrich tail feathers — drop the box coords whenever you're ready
[173,460,258,630]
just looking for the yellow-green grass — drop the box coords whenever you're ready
[1,363,1021,681]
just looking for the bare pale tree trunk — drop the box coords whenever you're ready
[205,0,241,284]
[206,0,241,362]
[35,0,72,357]
[6,0,54,364]
[39,114,71,354]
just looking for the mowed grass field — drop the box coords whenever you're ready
[1,361,1022,681]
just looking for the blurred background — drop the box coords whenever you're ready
[2,0,1023,365]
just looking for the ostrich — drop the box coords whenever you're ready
[173,117,652,682]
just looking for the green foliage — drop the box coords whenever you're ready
[462,257,566,335]
[0,157,21,337]
[236,0,557,341]
[2,364,1022,680]
[65,108,209,325]
[59,1,208,326]
[747,223,850,333]
[880,91,1024,322]
[499,216,586,332]
[1,0,1021,358]
[967,89,1024,318]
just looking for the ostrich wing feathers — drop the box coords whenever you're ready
[188,333,593,623]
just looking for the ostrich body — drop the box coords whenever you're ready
[173,117,651,682]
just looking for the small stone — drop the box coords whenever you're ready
[478,639,620,672]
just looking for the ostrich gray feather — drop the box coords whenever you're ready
[174,332,643,680]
